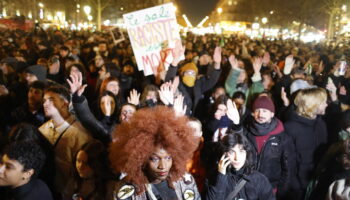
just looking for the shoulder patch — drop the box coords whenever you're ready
[183,189,195,200]
[115,185,135,200]
[183,173,194,185]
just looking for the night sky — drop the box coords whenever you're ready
[176,0,219,24]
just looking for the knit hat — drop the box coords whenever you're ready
[252,96,275,113]
[25,65,47,82]
[179,62,198,75]
[0,57,18,70]
[290,79,314,95]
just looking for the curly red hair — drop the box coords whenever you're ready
[109,106,198,193]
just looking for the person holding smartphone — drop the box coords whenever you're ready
[204,132,275,200]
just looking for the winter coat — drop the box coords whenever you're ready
[284,111,328,190]
[205,170,275,200]
[113,174,201,200]
[242,118,295,198]
[72,93,114,145]
[165,64,221,116]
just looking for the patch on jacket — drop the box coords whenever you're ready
[115,185,135,200]
[271,142,278,146]
[183,189,195,200]
[183,173,194,185]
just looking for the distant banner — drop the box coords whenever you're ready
[123,3,182,76]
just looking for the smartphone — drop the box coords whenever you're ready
[224,153,232,173]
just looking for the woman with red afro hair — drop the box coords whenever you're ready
[109,106,201,200]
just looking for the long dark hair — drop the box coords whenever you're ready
[96,91,119,120]
[73,140,114,199]
[219,132,255,175]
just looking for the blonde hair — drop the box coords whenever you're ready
[294,87,327,119]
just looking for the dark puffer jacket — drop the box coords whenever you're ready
[205,170,275,200]
[243,118,295,198]
[284,112,328,190]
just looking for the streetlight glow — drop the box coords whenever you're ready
[38,3,44,8]
[217,7,223,14]
[88,15,93,21]
[84,6,91,15]
[262,17,268,24]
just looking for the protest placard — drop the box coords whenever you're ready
[123,3,182,76]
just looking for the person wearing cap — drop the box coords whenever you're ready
[234,95,294,199]
[24,65,47,85]
[165,44,222,116]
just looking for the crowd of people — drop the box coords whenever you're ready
[0,26,350,200]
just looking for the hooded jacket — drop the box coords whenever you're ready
[165,64,221,116]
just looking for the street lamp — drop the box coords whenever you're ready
[262,17,268,24]
[84,6,91,16]
[38,3,44,20]
[217,7,223,15]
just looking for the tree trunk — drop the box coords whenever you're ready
[298,22,303,41]
[327,11,335,41]
[97,0,101,31]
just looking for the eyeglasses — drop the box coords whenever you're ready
[184,70,196,76]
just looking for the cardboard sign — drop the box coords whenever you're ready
[123,3,181,76]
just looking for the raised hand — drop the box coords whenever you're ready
[281,87,290,107]
[158,82,174,106]
[273,63,283,78]
[171,39,185,66]
[326,78,338,102]
[340,86,347,96]
[66,72,87,96]
[252,57,263,74]
[0,85,9,96]
[316,60,324,75]
[262,52,270,66]
[213,46,222,69]
[218,153,231,175]
[226,99,240,125]
[172,76,180,94]
[127,89,140,106]
[283,55,295,75]
[173,94,187,117]
[229,54,239,69]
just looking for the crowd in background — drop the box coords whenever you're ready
[0,25,350,200]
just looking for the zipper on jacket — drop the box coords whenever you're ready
[257,136,277,170]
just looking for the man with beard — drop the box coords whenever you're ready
[235,95,294,199]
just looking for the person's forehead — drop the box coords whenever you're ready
[25,72,36,77]
[107,81,119,86]
[101,95,114,101]
[2,154,23,169]
[152,147,170,157]
[29,87,43,93]
[44,91,64,101]
[254,108,272,113]
[122,105,135,111]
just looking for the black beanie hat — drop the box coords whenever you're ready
[25,65,47,82]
